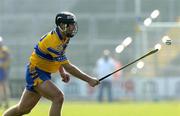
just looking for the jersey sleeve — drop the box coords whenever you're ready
[1,46,10,69]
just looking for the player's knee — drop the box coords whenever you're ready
[52,92,64,104]
[17,105,32,115]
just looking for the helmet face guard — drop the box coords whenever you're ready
[55,12,78,38]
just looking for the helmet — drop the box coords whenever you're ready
[0,36,3,45]
[55,11,78,38]
[0,36,4,48]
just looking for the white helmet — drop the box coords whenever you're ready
[0,36,3,46]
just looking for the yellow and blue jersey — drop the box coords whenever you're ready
[0,46,10,81]
[30,27,70,73]
[26,27,70,92]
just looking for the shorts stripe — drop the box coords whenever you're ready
[25,64,51,92]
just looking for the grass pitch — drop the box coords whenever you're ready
[0,100,180,116]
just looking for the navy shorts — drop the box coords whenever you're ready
[25,64,51,92]
[0,68,7,81]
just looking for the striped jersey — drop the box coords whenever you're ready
[30,27,70,73]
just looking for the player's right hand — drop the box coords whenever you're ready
[61,73,70,83]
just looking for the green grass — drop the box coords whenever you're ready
[1,100,180,116]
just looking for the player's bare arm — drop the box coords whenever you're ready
[62,63,99,87]
[58,66,70,83]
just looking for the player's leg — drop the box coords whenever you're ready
[0,81,8,108]
[3,89,41,116]
[0,69,9,108]
[0,69,4,107]
[2,81,10,108]
[107,81,113,102]
[98,82,104,102]
[3,70,11,109]
[34,80,64,116]
[0,82,3,107]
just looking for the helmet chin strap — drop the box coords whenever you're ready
[58,25,68,37]
[58,24,67,33]
[58,26,64,33]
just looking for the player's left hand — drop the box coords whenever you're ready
[61,73,70,83]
